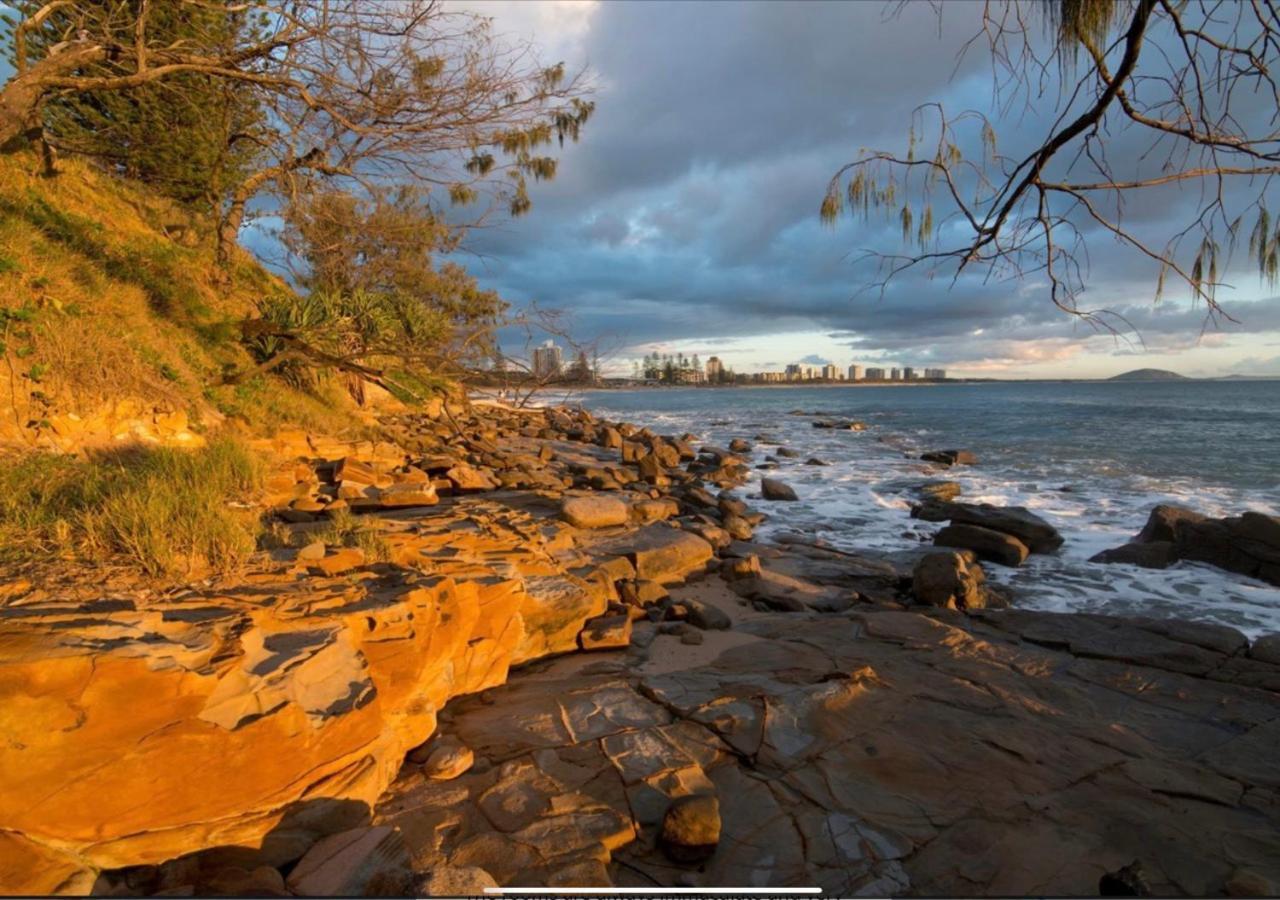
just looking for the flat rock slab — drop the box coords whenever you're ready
[374,604,1280,897]
[590,525,714,584]
[561,495,630,529]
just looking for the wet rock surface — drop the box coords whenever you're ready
[1093,504,1280,587]
[372,599,1280,896]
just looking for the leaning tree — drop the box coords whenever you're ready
[822,0,1280,328]
[0,1,593,260]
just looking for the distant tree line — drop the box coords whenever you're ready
[637,351,735,384]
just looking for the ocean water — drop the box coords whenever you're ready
[576,381,1280,638]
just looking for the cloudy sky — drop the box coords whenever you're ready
[455,1,1280,379]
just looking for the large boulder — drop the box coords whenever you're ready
[761,478,798,501]
[913,550,995,610]
[446,464,499,493]
[595,524,715,584]
[560,495,629,529]
[1093,505,1280,586]
[947,503,1064,553]
[935,523,1030,567]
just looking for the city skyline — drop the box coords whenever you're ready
[528,340,947,383]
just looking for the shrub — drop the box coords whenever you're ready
[0,438,263,579]
[312,509,392,562]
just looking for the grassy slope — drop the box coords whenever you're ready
[0,150,365,445]
[0,151,382,579]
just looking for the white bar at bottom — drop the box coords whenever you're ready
[484,889,822,895]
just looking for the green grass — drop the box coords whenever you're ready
[0,193,208,319]
[311,509,392,562]
[0,438,263,579]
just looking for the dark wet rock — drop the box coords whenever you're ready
[935,523,1030,567]
[727,569,851,613]
[920,449,977,466]
[1251,634,1280,666]
[760,478,798,502]
[682,599,731,631]
[913,550,995,610]
[812,419,866,431]
[1094,505,1280,586]
[1090,541,1177,569]
[1100,860,1151,897]
[946,504,1063,553]
[728,439,753,454]
[775,448,799,459]
[804,457,829,466]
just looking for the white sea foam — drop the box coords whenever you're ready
[582,389,1280,639]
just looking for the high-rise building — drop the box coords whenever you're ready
[706,356,724,381]
[821,364,839,380]
[532,340,563,380]
[890,367,901,381]
[865,367,886,380]
[924,368,947,380]
[848,364,862,381]
[784,363,802,381]
[903,367,916,381]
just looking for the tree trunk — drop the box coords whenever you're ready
[217,166,280,265]
[0,47,108,150]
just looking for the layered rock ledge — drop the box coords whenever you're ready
[2,402,1279,897]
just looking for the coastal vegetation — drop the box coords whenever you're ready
[0,437,261,578]
[0,1,593,576]
[822,0,1280,330]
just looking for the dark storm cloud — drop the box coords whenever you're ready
[464,1,1279,367]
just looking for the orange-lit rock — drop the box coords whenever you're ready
[0,490,618,894]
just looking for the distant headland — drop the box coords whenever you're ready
[1107,368,1189,382]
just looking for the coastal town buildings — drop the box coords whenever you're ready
[532,340,563,379]
[626,355,947,384]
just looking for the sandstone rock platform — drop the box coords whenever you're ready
[2,402,1279,897]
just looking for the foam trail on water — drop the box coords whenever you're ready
[580,385,1280,639]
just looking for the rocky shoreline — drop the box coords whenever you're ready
[2,400,1279,896]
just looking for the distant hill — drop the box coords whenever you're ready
[1108,368,1188,382]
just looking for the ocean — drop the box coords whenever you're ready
[576,380,1280,638]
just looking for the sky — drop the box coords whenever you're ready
[451,0,1280,379]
